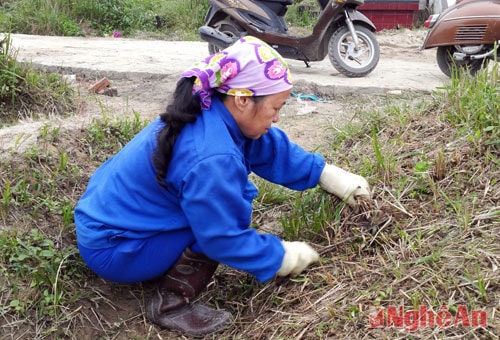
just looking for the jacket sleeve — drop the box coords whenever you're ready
[179,154,285,283]
[246,126,325,190]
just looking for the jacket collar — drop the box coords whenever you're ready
[208,96,249,149]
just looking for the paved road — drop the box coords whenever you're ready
[9,33,449,95]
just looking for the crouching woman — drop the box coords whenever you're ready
[74,36,370,336]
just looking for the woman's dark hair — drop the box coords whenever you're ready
[152,79,259,188]
[153,77,202,188]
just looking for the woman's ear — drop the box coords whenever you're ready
[233,96,252,112]
[224,95,254,121]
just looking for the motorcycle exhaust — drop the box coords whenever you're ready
[470,48,496,60]
[199,26,236,50]
[454,48,497,62]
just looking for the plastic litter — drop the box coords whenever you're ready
[291,91,328,103]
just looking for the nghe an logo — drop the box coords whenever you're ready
[369,305,488,332]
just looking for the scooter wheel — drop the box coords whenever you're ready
[328,24,379,78]
[208,20,243,55]
[436,46,486,78]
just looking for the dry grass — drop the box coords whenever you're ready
[0,71,499,339]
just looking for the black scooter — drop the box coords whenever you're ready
[199,0,380,78]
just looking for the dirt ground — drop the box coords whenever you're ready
[53,29,436,152]
[2,28,442,159]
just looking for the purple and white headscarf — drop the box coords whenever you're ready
[179,36,293,110]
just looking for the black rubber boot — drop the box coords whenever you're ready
[146,248,231,336]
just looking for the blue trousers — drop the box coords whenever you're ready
[78,229,202,284]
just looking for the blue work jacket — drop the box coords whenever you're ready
[75,96,325,282]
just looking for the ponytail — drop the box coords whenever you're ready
[153,77,202,187]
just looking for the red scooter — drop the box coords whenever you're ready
[199,0,380,78]
[421,0,500,77]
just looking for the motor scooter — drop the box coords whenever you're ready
[421,0,500,77]
[199,0,380,78]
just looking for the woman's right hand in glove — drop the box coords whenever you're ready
[276,241,320,277]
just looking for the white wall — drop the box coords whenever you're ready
[428,0,456,13]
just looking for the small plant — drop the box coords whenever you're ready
[280,189,340,241]
[371,126,397,181]
[0,34,77,122]
[285,0,321,28]
[72,0,158,36]
[0,228,83,319]
[0,33,21,110]
[83,111,150,161]
[443,63,499,146]
[0,179,10,224]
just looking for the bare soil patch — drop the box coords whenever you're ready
[1,28,435,158]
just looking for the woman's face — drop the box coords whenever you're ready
[230,89,291,139]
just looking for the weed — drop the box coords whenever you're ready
[0,34,77,122]
[83,110,150,161]
[0,33,21,109]
[0,228,83,319]
[281,189,341,241]
[0,179,10,224]
[443,62,499,146]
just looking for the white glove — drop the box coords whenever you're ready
[276,241,320,277]
[319,163,371,208]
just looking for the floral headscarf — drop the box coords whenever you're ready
[179,36,293,110]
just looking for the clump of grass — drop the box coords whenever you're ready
[153,0,210,40]
[0,0,318,39]
[0,0,81,36]
[0,0,157,36]
[264,67,499,338]
[0,34,22,116]
[71,0,159,36]
[443,62,499,147]
[0,34,77,123]
[0,0,209,38]
[0,228,83,318]
[285,0,322,28]
[0,109,149,337]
